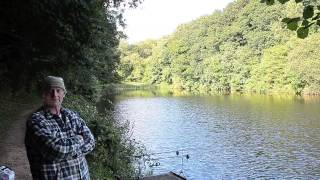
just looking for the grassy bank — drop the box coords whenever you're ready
[115,82,320,99]
[101,82,193,97]
[101,82,158,93]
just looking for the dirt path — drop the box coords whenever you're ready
[0,108,35,179]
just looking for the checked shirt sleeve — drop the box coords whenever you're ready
[73,114,95,155]
[27,114,85,161]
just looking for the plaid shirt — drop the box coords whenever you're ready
[25,106,95,180]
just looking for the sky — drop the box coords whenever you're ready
[123,0,235,44]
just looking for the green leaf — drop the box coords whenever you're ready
[303,6,314,19]
[290,21,300,31]
[287,21,299,31]
[266,0,275,5]
[317,20,320,26]
[277,0,290,4]
[302,20,309,26]
[282,17,300,31]
[300,20,314,28]
[295,0,303,2]
[317,6,320,10]
[282,17,300,23]
[306,22,315,28]
[281,18,290,23]
[297,27,309,39]
[312,13,320,20]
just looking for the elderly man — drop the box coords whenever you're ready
[25,76,95,180]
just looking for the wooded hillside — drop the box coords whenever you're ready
[118,0,320,95]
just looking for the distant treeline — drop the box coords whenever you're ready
[118,0,320,96]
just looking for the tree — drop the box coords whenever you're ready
[261,0,320,38]
[287,33,320,95]
[118,0,320,95]
[245,45,294,94]
[0,0,142,95]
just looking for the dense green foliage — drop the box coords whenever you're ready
[64,94,143,179]
[261,0,320,38]
[0,0,145,179]
[118,0,320,96]
[0,0,141,97]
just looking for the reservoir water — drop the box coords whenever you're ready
[112,91,320,179]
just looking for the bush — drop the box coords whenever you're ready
[63,94,143,179]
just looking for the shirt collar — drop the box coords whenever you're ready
[42,106,66,119]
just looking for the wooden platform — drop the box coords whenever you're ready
[142,172,186,180]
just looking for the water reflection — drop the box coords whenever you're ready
[107,90,320,179]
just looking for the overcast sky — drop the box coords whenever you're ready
[122,0,234,43]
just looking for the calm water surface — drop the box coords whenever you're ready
[112,91,320,179]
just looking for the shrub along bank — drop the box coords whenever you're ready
[64,94,142,179]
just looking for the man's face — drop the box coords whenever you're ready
[43,87,65,108]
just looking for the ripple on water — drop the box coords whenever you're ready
[113,95,320,179]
